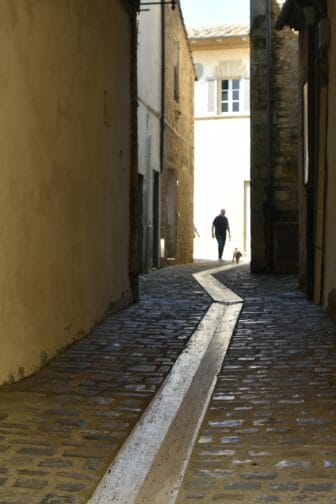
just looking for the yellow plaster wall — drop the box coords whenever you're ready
[0,0,132,384]
[324,1,336,307]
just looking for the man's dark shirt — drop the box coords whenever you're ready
[213,215,229,237]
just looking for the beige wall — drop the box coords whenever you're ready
[0,0,134,384]
[161,4,195,264]
[324,1,336,309]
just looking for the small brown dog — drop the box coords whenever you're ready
[232,248,242,264]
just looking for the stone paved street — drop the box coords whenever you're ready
[177,265,336,503]
[0,264,212,504]
[1,262,336,503]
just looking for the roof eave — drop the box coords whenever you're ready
[275,0,321,31]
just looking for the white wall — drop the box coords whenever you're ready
[194,47,250,117]
[138,9,162,115]
[138,6,161,176]
[192,44,251,260]
[137,7,162,270]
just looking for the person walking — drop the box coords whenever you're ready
[212,209,231,261]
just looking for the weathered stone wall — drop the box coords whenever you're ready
[161,4,195,264]
[0,0,137,384]
[297,30,309,291]
[272,17,300,273]
[250,1,268,271]
[251,0,299,272]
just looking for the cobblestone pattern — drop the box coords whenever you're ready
[0,264,212,504]
[177,265,336,503]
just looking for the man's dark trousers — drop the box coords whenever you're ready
[216,233,226,260]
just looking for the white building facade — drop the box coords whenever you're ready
[190,26,250,260]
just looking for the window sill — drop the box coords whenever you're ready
[195,112,250,121]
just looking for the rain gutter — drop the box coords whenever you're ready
[160,0,165,173]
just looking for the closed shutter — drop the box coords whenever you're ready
[207,78,216,113]
[244,78,250,112]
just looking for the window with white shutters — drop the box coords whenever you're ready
[220,79,241,113]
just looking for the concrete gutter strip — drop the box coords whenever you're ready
[194,273,243,304]
[89,263,244,504]
[136,302,243,504]
[193,263,243,304]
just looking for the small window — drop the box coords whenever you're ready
[221,79,241,113]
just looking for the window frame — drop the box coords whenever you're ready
[218,77,243,115]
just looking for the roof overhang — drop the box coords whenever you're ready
[189,35,250,51]
[275,0,326,31]
[129,0,140,11]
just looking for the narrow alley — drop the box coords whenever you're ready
[1,0,336,503]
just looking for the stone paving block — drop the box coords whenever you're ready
[212,493,245,501]
[224,481,261,490]
[56,483,86,493]
[39,459,74,469]
[268,481,299,491]
[255,495,281,502]
[14,478,48,489]
[302,483,334,492]
[40,495,77,504]
[240,471,278,480]
[17,447,57,456]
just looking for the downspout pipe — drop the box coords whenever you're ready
[157,0,165,266]
[160,0,165,173]
[306,2,323,299]
[129,5,140,300]
[265,0,274,272]
[312,0,329,303]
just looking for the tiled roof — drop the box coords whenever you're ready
[188,24,250,39]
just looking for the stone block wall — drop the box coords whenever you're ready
[251,0,299,272]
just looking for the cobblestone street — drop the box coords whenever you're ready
[0,264,212,504]
[177,265,336,503]
[1,262,336,503]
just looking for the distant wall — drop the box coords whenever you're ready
[192,41,250,260]
[0,0,135,384]
[161,4,195,264]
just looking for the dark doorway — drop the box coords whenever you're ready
[152,171,160,267]
[137,174,144,273]
[166,169,177,258]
